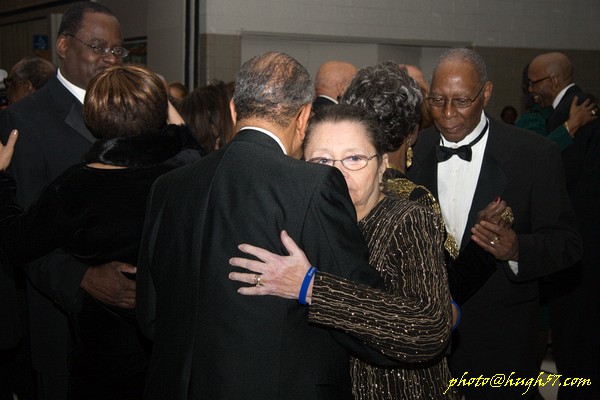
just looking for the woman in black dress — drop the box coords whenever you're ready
[0,64,199,399]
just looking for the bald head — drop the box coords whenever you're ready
[7,56,56,104]
[314,61,357,100]
[528,52,574,108]
[399,64,428,93]
[530,52,574,86]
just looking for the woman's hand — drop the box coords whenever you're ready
[0,130,18,171]
[566,96,598,137]
[229,230,313,300]
[475,197,514,229]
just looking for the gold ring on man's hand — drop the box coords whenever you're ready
[254,275,262,286]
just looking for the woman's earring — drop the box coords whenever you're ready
[406,138,413,169]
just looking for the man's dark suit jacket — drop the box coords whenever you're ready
[312,95,336,113]
[137,129,391,400]
[0,76,94,376]
[543,85,600,400]
[407,116,581,400]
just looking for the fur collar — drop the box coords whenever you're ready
[84,125,197,168]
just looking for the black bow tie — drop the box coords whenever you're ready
[436,121,489,162]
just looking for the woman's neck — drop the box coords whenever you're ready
[356,192,386,221]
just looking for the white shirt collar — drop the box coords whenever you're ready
[238,126,287,155]
[57,68,86,104]
[317,95,338,104]
[440,111,487,147]
[552,83,575,109]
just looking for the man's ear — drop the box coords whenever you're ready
[23,80,35,96]
[56,35,68,60]
[229,98,237,125]
[296,103,312,139]
[482,81,493,108]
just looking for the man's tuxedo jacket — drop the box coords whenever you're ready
[137,129,392,400]
[407,116,581,399]
[0,76,94,373]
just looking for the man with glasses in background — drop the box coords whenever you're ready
[408,48,581,400]
[0,3,132,399]
[3,56,56,105]
[528,52,600,400]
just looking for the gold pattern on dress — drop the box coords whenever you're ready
[383,174,459,259]
[309,197,458,399]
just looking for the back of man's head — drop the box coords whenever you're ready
[233,52,314,128]
[13,56,56,90]
[58,2,116,37]
[314,61,357,99]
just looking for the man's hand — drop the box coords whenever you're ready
[471,221,518,261]
[80,261,137,309]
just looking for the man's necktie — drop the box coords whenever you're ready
[436,121,489,162]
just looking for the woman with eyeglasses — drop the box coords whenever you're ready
[228,62,514,399]
[0,64,199,400]
[230,104,458,399]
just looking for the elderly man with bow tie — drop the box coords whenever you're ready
[407,48,582,400]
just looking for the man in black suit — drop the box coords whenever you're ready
[407,48,581,400]
[137,52,393,400]
[528,52,600,400]
[312,60,356,112]
[0,3,134,398]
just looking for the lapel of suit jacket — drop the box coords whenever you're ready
[407,129,440,199]
[47,77,95,144]
[460,117,508,249]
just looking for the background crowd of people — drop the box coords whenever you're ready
[0,2,599,400]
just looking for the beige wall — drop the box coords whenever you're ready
[2,0,599,112]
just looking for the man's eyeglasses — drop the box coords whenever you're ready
[426,84,486,109]
[64,33,129,58]
[2,78,14,88]
[527,76,551,88]
[307,154,380,171]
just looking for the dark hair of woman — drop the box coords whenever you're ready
[341,61,422,153]
[179,81,234,152]
[304,104,387,156]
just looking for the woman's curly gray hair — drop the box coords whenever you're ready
[341,61,422,153]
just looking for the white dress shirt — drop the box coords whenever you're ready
[57,68,86,104]
[552,83,575,109]
[437,112,488,249]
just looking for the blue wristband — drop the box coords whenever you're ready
[451,300,461,331]
[298,266,317,305]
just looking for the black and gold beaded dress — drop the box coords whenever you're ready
[309,196,459,399]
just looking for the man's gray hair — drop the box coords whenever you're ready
[436,48,489,84]
[233,52,314,128]
[13,56,56,90]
